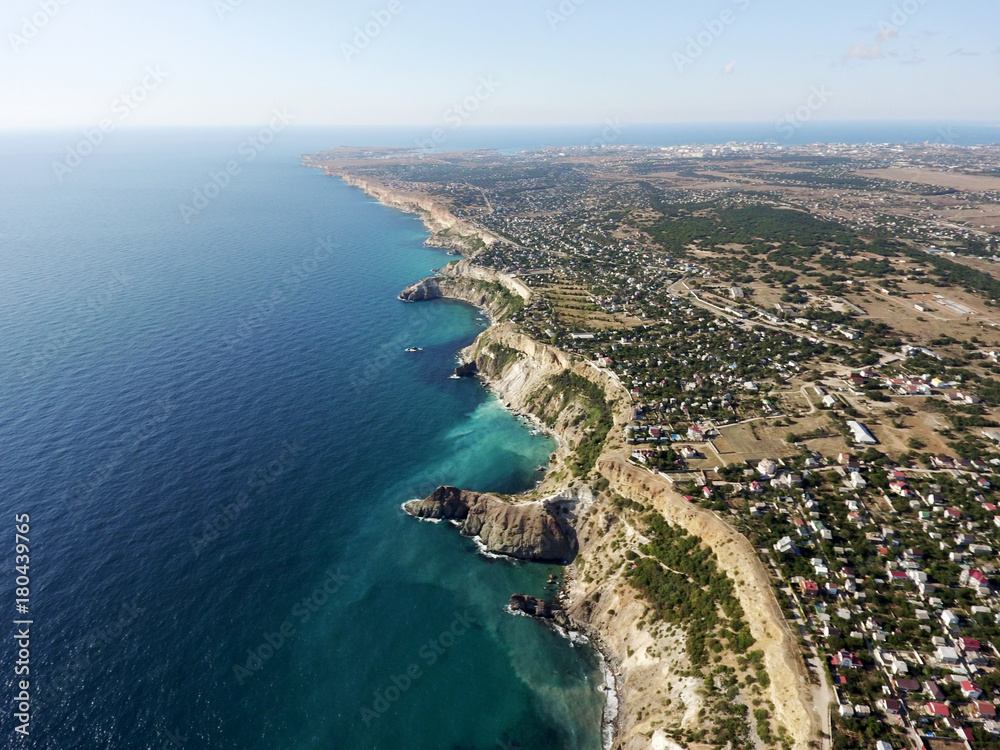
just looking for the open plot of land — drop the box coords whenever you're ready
[858,167,1000,192]
[715,422,800,461]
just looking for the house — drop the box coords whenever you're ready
[822,394,837,408]
[961,681,984,700]
[959,637,981,655]
[927,702,951,717]
[800,579,820,597]
[894,678,920,694]
[889,571,910,586]
[846,420,877,445]
[925,681,945,701]
[878,698,902,715]
[757,458,778,477]
[975,701,997,719]
[776,473,802,488]
[876,742,893,750]
[687,425,704,441]
[938,644,960,663]
[774,537,799,555]
[849,473,867,490]
[831,650,861,669]
[838,703,855,718]
[925,492,945,506]
[963,569,991,595]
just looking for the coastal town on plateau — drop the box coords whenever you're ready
[307,142,1000,750]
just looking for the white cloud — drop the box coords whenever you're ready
[722,60,737,75]
[877,27,899,42]
[847,43,882,60]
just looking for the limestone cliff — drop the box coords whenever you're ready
[403,486,578,563]
[335,175,499,255]
[398,260,532,322]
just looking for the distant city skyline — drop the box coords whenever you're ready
[3,0,999,130]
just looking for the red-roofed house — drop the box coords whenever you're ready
[831,650,861,669]
[961,681,984,700]
[975,701,997,719]
[959,637,981,654]
[800,580,820,597]
[927,702,951,717]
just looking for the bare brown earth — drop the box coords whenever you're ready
[857,167,1000,192]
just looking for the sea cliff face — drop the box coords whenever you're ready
[336,175,500,255]
[403,486,578,563]
[399,260,532,321]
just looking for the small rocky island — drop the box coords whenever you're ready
[403,486,577,563]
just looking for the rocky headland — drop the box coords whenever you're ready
[403,486,577,563]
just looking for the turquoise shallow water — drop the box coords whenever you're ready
[0,131,605,749]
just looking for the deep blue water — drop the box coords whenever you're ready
[0,131,606,749]
[1,120,994,748]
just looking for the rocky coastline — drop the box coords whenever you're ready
[322,171,818,750]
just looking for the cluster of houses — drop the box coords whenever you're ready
[842,365,985,405]
[766,458,1000,745]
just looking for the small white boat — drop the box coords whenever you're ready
[404,347,423,352]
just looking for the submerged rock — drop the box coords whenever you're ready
[403,486,577,563]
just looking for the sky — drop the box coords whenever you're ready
[2,0,999,130]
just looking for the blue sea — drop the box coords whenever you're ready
[0,129,610,750]
[0,121,995,749]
